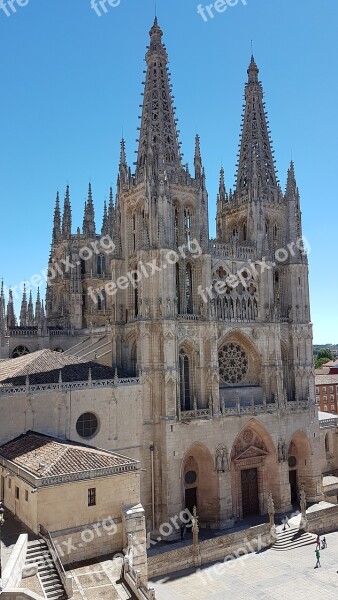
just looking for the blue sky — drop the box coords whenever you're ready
[0,0,336,343]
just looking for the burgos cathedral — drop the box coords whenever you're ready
[0,19,324,530]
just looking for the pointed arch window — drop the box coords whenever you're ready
[185,264,193,315]
[97,290,106,312]
[174,207,179,246]
[184,208,191,245]
[97,254,106,276]
[131,342,137,377]
[133,273,139,318]
[133,213,137,252]
[176,263,181,314]
[179,349,192,411]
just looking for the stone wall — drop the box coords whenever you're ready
[1,591,44,600]
[52,518,124,566]
[2,534,28,591]
[148,523,273,578]
[306,504,338,535]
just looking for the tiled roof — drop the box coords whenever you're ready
[0,432,137,478]
[315,374,338,385]
[0,349,117,386]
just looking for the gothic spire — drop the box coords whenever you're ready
[194,134,202,179]
[285,160,302,239]
[218,167,227,203]
[101,199,109,235]
[136,18,182,180]
[27,290,34,326]
[6,289,16,328]
[119,139,129,187]
[82,183,96,236]
[0,279,6,335]
[285,160,299,203]
[236,56,279,198]
[62,185,72,238]
[108,187,115,234]
[35,287,42,326]
[53,192,61,243]
[20,284,28,327]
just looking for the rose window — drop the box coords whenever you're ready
[218,343,248,385]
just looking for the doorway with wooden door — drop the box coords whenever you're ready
[241,468,259,517]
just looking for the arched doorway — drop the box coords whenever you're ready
[182,444,219,525]
[230,420,278,520]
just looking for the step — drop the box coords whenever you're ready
[44,583,64,591]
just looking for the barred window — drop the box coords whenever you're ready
[76,413,98,439]
[88,488,96,507]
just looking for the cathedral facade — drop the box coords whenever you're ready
[0,19,323,528]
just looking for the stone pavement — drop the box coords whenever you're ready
[68,556,137,600]
[150,529,338,600]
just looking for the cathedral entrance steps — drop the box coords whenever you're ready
[25,539,68,599]
[271,527,316,551]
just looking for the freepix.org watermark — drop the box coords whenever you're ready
[197,0,247,23]
[198,236,310,303]
[90,0,122,17]
[88,239,202,305]
[0,0,30,17]
[2,234,116,303]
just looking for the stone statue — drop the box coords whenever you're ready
[267,491,275,527]
[299,485,306,517]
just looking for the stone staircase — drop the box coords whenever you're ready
[25,539,67,600]
[272,526,317,551]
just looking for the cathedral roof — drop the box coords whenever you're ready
[0,349,117,386]
[0,431,138,479]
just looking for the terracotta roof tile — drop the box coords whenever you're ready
[0,432,137,477]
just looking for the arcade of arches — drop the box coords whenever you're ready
[181,421,315,524]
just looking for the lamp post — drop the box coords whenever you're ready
[0,501,5,591]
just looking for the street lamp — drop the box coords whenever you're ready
[0,501,5,591]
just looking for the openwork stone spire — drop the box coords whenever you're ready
[20,284,28,326]
[27,290,34,326]
[82,183,96,236]
[136,18,182,179]
[62,185,72,238]
[236,56,278,197]
[53,192,61,243]
[0,280,6,334]
[35,287,42,326]
[7,289,16,328]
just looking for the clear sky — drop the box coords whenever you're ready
[0,0,336,343]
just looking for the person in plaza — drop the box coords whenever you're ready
[314,548,321,568]
[282,515,290,531]
[321,536,327,549]
[315,534,321,550]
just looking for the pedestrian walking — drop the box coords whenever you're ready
[321,536,327,549]
[315,534,321,550]
[282,515,290,531]
[314,549,321,568]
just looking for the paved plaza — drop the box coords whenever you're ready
[150,528,338,600]
[68,557,136,600]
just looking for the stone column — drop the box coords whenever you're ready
[122,503,148,585]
